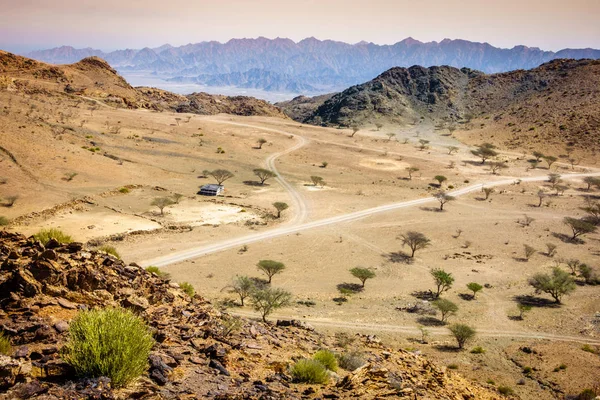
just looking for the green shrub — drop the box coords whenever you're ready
[119,187,130,194]
[145,266,171,279]
[578,389,598,400]
[470,346,486,354]
[559,363,567,370]
[447,363,459,370]
[0,332,11,355]
[290,359,329,384]
[33,228,73,245]
[581,344,597,354]
[337,351,366,371]
[498,386,514,396]
[0,216,9,227]
[522,366,532,374]
[179,282,195,297]
[97,245,120,259]
[313,350,338,372]
[486,379,495,385]
[61,308,154,387]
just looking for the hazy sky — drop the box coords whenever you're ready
[1,0,599,52]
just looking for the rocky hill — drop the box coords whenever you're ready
[284,59,600,156]
[0,50,285,118]
[0,231,502,399]
[25,38,600,94]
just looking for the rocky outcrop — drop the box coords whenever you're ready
[0,231,500,399]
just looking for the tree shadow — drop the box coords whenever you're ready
[411,290,436,301]
[434,344,461,353]
[243,180,268,187]
[419,206,443,212]
[249,277,269,289]
[336,283,364,294]
[552,232,583,244]
[428,183,442,189]
[384,252,414,264]
[507,315,524,321]
[332,297,348,304]
[474,197,487,201]
[458,293,474,301]
[513,295,560,308]
[513,257,529,263]
[416,316,444,327]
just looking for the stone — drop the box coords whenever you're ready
[39,250,58,261]
[14,346,29,358]
[0,355,27,389]
[57,298,77,309]
[209,359,229,376]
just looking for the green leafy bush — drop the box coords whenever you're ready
[61,308,154,387]
[145,266,171,280]
[119,187,130,194]
[313,350,338,372]
[33,228,73,245]
[0,332,11,355]
[179,282,195,297]
[470,346,486,354]
[290,359,329,384]
[498,386,514,396]
[337,351,366,371]
[0,216,9,226]
[447,363,459,370]
[97,245,120,259]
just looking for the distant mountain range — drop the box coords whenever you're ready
[25,37,600,95]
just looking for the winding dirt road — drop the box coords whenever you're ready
[139,171,600,267]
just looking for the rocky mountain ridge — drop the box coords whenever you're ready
[0,231,502,399]
[0,50,285,118]
[24,37,600,94]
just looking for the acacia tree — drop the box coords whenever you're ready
[582,176,600,191]
[528,267,576,304]
[350,126,359,137]
[536,190,547,207]
[435,191,455,211]
[434,175,447,187]
[256,138,267,149]
[375,122,383,131]
[489,161,507,175]
[466,282,483,299]
[418,139,430,150]
[448,324,476,350]
[547,173,562,189]
[543,155,558,169]
[563,217,597,241]
[273,202,289,218]
[151,197,175,216]
[311,176,325,187]
[257,260,286,283]
[398,231,431,257]
[431,268,454,298]
[253,168,277,185]
[349,267,376,288]
[225,276,255,306]
[251,287,292,322]
[483,187,495,200]
[209,169,234,185]
[532,151,544,162]
[406,167,419,180]
[447,146,459,155]
[471,143,497,164]
[523,244,536,260]
[432,298,458,323]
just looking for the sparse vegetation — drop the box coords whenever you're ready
[406,166,419,180]
[254,168,277,185]
[0,216,9,227]
[208,169,234,184]
[434,191,455,211]
[349,267,376,287]
[337,351,366,371]
[151,197,175,216]
[563,217,597,241]
[145,266,171,279]
[431,268,454,298]
[225,276,255,306]
[528,267,576,304]
[0,332,11,355]
[466,282,483,299]
[273,202,289,218]
[97,245,120,259]
[471,143,497,164]
[310,175,325,187]
[523,244,536,260]
[256,138,267,149]
[179,282,195,297]
[432,298,458,322]
[33,228,73,245]
[290,359,329,384]
[61,308,154,387]
[399,231,431,257]
[313,349,338,372]
[251,287,292,322]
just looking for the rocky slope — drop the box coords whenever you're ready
[0,50,285,118]
[0,231,503,399]
[284,59,600,156]
[25,37,600,93]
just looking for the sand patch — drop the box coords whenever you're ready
[167,203,258,226]
[359,158,410,171]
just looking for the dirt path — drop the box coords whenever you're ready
[228,309,600,345]
[139,172,600,267]
[205,119,310,225]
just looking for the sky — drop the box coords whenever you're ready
[1,0,599,53]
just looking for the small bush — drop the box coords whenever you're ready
[313,350,338,372]
[119,187,130,194]
[581,344,597,354]
[522,366,532,374]
[0,216,9,226]
[337,350,366,371]
[61,308,154,387]
[470,346,486,354]
[498,386,514,396]
[97,245,120,259]
[290,359,329,384]
[578,389,598,400]
[0,332,11,355]
[559,363,567,370]
[447,363,459,370]
[179,282,195,297]
[145,266,171,280]
[33,228,73,245]
[486,379,495,385]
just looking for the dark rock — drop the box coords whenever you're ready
[39,250,58,261]
[67,242,84,252]
[150,369,168,386]
[209,359,230,376]
[54,321,69,333]
[45,239,61,249]
[34,325,55,341]
[16,380,48,397]
[14,346,29,358]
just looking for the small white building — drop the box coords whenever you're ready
[198,184,224,196]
